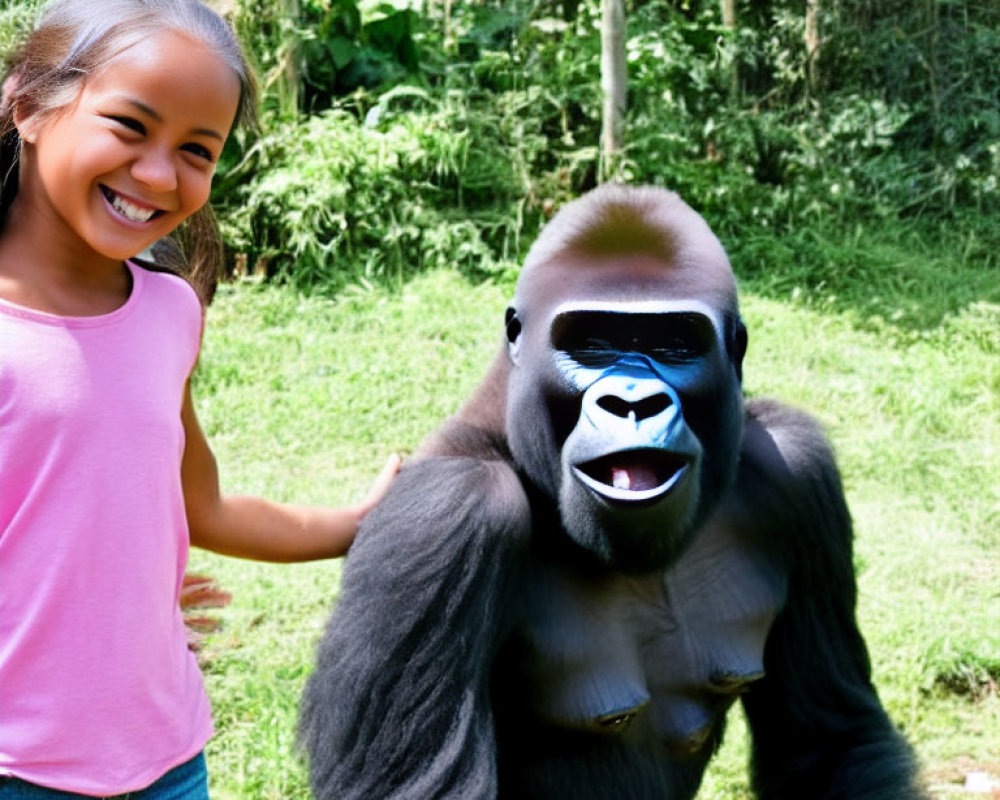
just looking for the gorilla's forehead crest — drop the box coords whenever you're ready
[562,205,682,261]
[516,184,736,309]
[522,184,722,270]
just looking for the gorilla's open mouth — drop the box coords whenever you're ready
[573,449,689,504]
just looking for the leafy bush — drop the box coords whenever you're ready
[216,89,531,290]
[297,0,422,111]
[543,0,1000,270]
[0,0,39,65]
[230,0,423,120]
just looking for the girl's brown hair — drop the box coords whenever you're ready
[0,0,258,303]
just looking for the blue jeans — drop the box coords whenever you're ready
[0,753,208,800]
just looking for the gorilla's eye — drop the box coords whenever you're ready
[552,310,717,368]
[649,339,705,364]
[651,314,717,364]
[574,338,619,368]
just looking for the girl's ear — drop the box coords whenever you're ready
[6,74,40,144]
[13,106,41,144]
[0,74,13,115]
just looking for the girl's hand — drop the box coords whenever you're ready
[357,453,403,518]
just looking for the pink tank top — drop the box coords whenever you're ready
[0,261,213,794]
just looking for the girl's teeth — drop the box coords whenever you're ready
[108,190,156,223]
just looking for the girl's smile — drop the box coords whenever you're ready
[100,185,166,224]
[13,28,240,272]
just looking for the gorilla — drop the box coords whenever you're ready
[299,184,926,800]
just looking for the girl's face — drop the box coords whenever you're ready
[16,29,240,265]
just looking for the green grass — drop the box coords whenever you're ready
[190,221,999,798]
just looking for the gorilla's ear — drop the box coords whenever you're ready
[505,307,523,364]
[728,316,748,382]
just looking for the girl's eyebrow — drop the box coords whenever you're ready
[122,97,225,141]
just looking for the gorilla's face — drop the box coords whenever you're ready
[505,253,746,573]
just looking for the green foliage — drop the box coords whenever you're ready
[728,218,1000,339]
[0,0,39,65]
[231,0,424,121]
[818,0,1000,213]
[218,0,1000,291]
[297,0,422,111]
[3,0,999,288]
[616,0,1000,233]
[216,90,529,290]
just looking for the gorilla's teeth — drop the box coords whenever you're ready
[612,465,661,492]
[576,450,689,502]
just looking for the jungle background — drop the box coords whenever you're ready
[1,0,998,797]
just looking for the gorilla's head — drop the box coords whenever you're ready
[504,185,747,573]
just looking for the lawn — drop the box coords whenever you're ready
[189,224,999,798]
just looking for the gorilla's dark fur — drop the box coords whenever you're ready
[300,185,926,800]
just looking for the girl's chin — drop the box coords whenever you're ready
[92,220,173,261]
[87,234,166,264]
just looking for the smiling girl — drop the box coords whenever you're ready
[0,2,397,797]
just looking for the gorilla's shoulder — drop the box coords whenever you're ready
[735,397,848,534]
[419,417,513,462]
[743,397,838,479]
[359,449,532,558]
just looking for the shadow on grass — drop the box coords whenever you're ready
[727,217,1000,347]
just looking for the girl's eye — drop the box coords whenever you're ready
[110,116,145,135]
[182,143,216,163]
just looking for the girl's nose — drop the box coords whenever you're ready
[130,147,177,192]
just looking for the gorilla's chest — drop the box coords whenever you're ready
[507,519,785,753]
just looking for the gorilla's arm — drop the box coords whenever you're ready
[738,399,926,800]
[299,454,531,800]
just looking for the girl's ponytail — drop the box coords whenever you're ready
[143,206,224,306]
[0,128,19,229]
[0,69,23,228]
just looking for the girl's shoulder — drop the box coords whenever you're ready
[130,260,203,312]
[128,261,205,352]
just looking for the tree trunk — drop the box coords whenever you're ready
[276,0,300,117]
[443,0,454,54]
[600,0,627,182]
[720,0,739,101]
[924,0,941,146]
[805,0,821,96]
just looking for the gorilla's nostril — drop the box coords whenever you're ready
[597,396,631,418]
